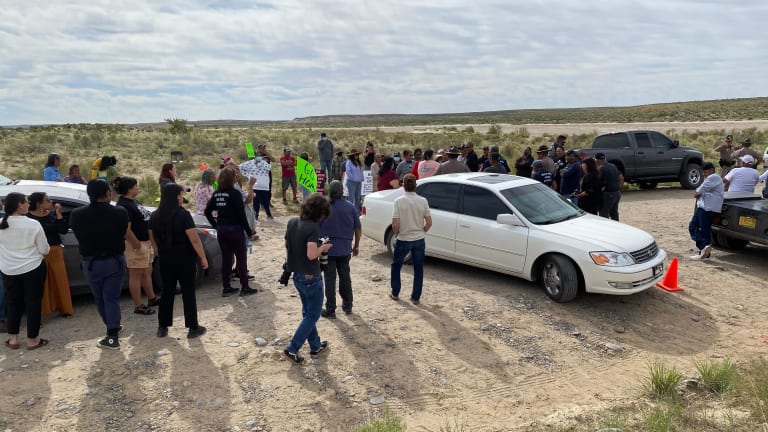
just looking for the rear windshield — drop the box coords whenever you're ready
[593,133,630,149]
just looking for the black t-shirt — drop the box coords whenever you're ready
[116,197,150,241]
[599,163,621,192]
[70,202,129,257]
[204,186,252,236]
[364,152,375,168]
[27,213,68,245]
[149,208,195,255]
[465,151,480,172]
[285,217,321,275]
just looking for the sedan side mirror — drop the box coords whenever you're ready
[497,213,525,227]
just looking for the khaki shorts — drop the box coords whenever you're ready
[125,240,153,269]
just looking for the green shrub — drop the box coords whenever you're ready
[695,357,739,395]
[644,361,683,400]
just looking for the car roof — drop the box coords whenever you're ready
[0,180,90,203]
[418,173,538,191]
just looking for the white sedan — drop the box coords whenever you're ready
[360,173,666,302]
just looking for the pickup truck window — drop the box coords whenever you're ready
[649,131,674,148]
[593,134,630,149]
[635,133,652,148]
[461,185,510,220]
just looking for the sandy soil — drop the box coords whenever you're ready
[2,181,768,432]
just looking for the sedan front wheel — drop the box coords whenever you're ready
[540,254,579,303]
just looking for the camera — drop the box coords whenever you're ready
[319,237,330,272]
[278,262,291,286]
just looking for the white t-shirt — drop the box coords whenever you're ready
[392,192,431,241]
[724,167,759,193]
[0,216,50,275]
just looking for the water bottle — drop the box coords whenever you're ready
[319,237,330,271]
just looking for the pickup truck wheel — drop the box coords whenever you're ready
[680,163,703,189]
[638,181,658,190]
[540,254,579,303]
[385,228,412,264]
[715,232,749,250]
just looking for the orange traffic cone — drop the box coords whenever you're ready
[656,257,683,292]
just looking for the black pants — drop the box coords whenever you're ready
[158,250,199,329]
[323,254,352,312]
[4,261,47,338]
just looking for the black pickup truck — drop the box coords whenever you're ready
[577,130,705,189]
[711,192,768,249]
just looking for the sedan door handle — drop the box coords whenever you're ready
[459,224,471,228]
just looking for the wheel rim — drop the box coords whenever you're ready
[543,261,562,297]
[689,169,701,185]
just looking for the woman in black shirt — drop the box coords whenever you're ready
[149,183,208,339]
[27,192,73,318]
[114,177,159,315]
[577,158,603,215]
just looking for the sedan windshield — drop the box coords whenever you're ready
[500,183,582,224]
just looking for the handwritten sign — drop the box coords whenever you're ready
[296,157,317,194]
[362,170,373,196]
[244,141,255,159]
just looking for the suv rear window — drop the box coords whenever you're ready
[593,134,630,149]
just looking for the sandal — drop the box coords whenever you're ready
[27,338,49,350]
[5,339,20,350]
[134,304,156,315]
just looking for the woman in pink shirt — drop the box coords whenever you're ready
[413,149,440,179]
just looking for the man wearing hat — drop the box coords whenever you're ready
[70,179,131,350]
[732,138,763,168]
[689,162,724,260]
[531,160,553,187]
[715,135,735,176]
[280,148,299,204]
[434,146,471,175]
[535,145,556,174]
[330,149,345,182]
[595,153,623,221]
[723,154,760,193]
[317,133,334,178]
[548,135,567,159]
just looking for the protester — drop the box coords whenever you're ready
[575,158,602,214]
[531,160,553,187]
[723,155,760,192]
[283,195,333,364]
[377,156,400,191]
[483,153,507,174]
[251,155,273,220]
[0,193,50,350]
[559,150,583,205]
[478,146,490,167]
[204,167,258,297]
[114,176,159,316]
[482,146,511,173]
[280,148,299,204]
[514,147,534,177]
[63,164,87,184]
[414,149,440,179]
[689,162,724,260]
[330,150,345,182]
[548,135,567,159]
[70,179,129,350]
[150,183,208,339]
[194,169,215,215]
[0,199,5,333]
[370,153,383,191]
[395,150,415,180]
[363,141,376,169]
[434,147,470,175]
[464,142,480,172]
[91,156,118,182]
[389,174,431,305]
[255,143,274,202]
[317,132,334,178]
[43,154,63,182]
[27,192,73,318]
[343,149,364,213]
[319,181,361,318]
[595,153,623,221]
[551,146,567,191]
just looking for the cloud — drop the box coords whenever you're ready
[1,0,766,124]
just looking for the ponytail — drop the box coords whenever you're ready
[0,192,25,230]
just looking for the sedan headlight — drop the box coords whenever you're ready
[589,251,634,266]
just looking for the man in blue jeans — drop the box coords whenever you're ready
[389,174,432,305]
[689,162,724,260]
[283,195,333,364]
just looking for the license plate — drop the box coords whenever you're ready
[738,216,757,229]
[653,263,663,277]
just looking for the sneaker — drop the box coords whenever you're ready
[342,308,352,315]
[187,326,207,339]
[701,244,713,259]
[239,287,258,297]
[147,297,161,307]
[410,298,420,305]
[320,309,336,319]
[157,327,168,338]
[222,288,240,297]
[310,341,329,356]
[98,337,120,350]
[283,349,304,364]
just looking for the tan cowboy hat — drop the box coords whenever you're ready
[536,145,549,154]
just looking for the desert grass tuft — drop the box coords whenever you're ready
[695,357,739,395]
[644,361,683,400]
[440,415,467,432]
[737,356,768,424]
[355,409,405,432]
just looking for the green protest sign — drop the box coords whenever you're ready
[244,141,255,158]
[296,157,317,194]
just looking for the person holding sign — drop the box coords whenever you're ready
[342,149,364,214]
[280,148,299,204]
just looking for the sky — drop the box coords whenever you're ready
[1,0,766,125]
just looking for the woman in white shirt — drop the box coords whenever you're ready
[0,193,51,350]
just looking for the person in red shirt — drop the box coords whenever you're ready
[377,156,400,191]
[280,148,298,203]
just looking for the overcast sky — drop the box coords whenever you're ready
[1,0,766,125]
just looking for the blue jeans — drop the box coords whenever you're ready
[83,255,126,335]
[689,207,716,251]
[287,272,324,353]
[0,274,5,321]
[391,238,426,301]
[346,180,362,213]
[320,160,333,180]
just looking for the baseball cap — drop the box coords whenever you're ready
[532,160,544,169]
[566,150,579,158]
[283,147,291,152]
[393,151,401,157]
[594,152,606,160]
[740,154,755,164]
[702,162,716,171]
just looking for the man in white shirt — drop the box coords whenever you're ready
[723,155,759,193]
[689,162,724,260]
[389,174,432,305]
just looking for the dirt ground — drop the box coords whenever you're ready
[3,180,768,432]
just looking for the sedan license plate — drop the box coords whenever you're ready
[653,263,663,277]
[738,216,757,229]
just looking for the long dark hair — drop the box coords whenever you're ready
[0,192,26,229]
[159,163,175,183]
[582,158,601,179]
[347,152,362,168]
[379,156,395,176]
[217,166,236,189]
[46,153,60,167]
[112,176,138,195]
[150,183,183,249]
[28,192,47,211]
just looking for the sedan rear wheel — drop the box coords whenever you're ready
[540,254,579,303]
